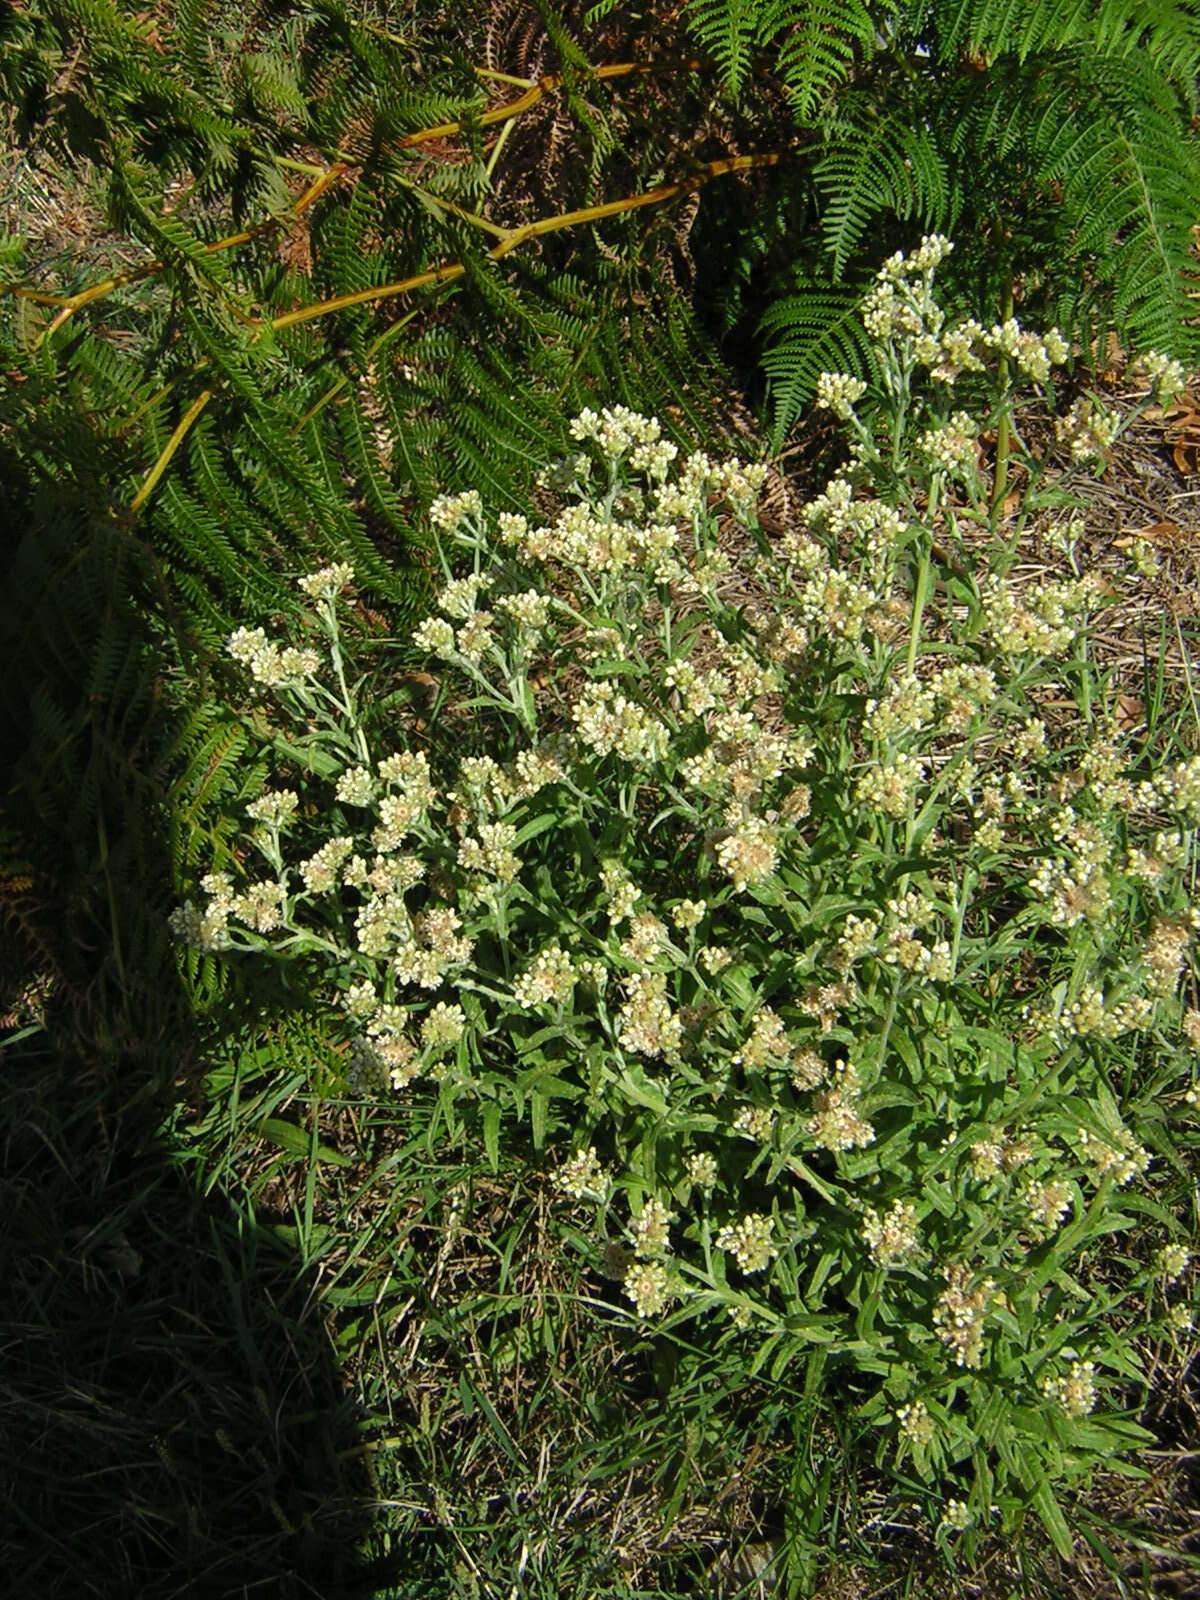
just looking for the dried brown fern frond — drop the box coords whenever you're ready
[481,0,603,219]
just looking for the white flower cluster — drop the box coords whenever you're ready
[855,752,926,818]
[660,448,766,521]
[600,860,642,926]
[1158,1243,1190,1282]
[1142,916,1191,997]
[699,943,733,974]
[732,1105,775,1143]
[808,1066,875,1152]
[456,754,507,802]
[631,1196,675,1257]
[419,1000,466,1051]
[931,663,998,733]
[978,318,1068,385]
[715,813,780,892]
[882,234,955,278]
[373,752,438,850]
[1138,349,1188,404]
[457,820,521,884]
[436,573,490,620]
[672,898,707,932]
[862,1199,921,1268]
[617,971,682,1061]
[392,905,473,989]
[495,589,551,631]
[835,913,879,971]
[347,1033,415,1095]
[1076,1126,1151,1187]
[1027,855,1112,929]
[167,897,225,953]
[1155,754,1200,818]
[933,1266,995,1369]
[573,682,670,766]
[296,562,354,602]
[512,943,576,1010]
[429,489,483,533]
[787,561,879,644]
[931,320,986,384]
[969,1131,1033,1180]
[664,658,721,719]
[171,868,294,950]
[862,236,953,341]
[492,439,765,583]
[939,1498,971,1532]
[570,403,670,462]
[918,412,978,476]
[864,675,936,742]
[1041,1359,1097,1418]
[734,1007,790,1071]
[980,571,1104,658]
[246,788,299,829]
[336,765,375,807]
[299,835,354,894]
[553,1145,607,1201]
[623,1260,675,1318]
[791,1048,827,1091]
[362,1002,420,1088]
[716,1212,777,1274]
[227,626,321,688]
[1049,983,1152,1040]
[896,1399,935,1446]
[863,235,1070,394]
[814,371,868,419]
[619,911,668,968]
[794,478,906,562]
[1022,1178,1073,1236]
[1055,396,1120,466]
[686,1151,718,1189]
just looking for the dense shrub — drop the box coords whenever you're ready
[173,241,1198,1550]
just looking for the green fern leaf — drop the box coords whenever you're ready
[760,285,874,444]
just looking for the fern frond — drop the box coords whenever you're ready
[773,0,877,118]
[815,109,950,278]
[682,0,765,98]
[932,0,1200,85]
[937,44,1200,357]
[1040,62,1200,352]
[759,285,873,445]
[681,0,875,111]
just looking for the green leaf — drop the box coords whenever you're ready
[483,1102,501,1174]
[259,1117,351,1165]
[1032,1472,1075,1560]
[616,1068,669,1114]
[531,1089,548,1150]
[512,812,562,848]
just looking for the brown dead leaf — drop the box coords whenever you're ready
[277,219,312,275]
[1114,520,1181,548]
[1115,694,1144,731]
[1160,395,1200,474]
[396,671,439,714]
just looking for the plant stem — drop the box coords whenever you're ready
[324,603,371,765]
[906,489,937,677]
[989,275,1015,528]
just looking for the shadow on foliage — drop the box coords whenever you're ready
[0,355,393,1599]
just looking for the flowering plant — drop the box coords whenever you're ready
[173,241,1197,1551]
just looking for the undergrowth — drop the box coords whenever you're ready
[2,3,1199,1596]
[170,241,1200,1588]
